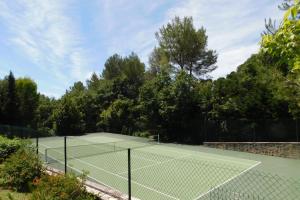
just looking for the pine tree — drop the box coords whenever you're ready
[4,71,19,125]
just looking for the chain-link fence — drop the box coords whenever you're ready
[0,124,41,155]
[1,125,299,199]
[203,119,299,142]
[204,142,300,159]
[41,136,300,200]
[199,169,300,200]
[0,124,40,138]
[206,188,266,200]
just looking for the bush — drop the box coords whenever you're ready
[31,173,97,200]
[133,131,151,138]
[1,146,42,192]
[36,127,55,137]
[0,136,24,163]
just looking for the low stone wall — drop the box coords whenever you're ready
[203,142,300,159]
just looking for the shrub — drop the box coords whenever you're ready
[31,173,97,200]
[37,127,55,137]
[133,131,151,138]
[1,146,42,192]
[0,136,24,163]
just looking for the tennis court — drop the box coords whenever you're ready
[37,133,262,200]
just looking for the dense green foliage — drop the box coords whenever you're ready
[155,17,217,77]
[0,136,24,163]
[31,173,96,200]
[261,0,300,117]
[1,146,42,191]
[0,72,39,128]
[0,136,97,199]
[0,4,299,142]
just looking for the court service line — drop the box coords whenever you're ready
[156,146,259,166]
[67,140,159,164]
[68,135,123,144]
[131,154,160,163]
[118,154,192,175]
[41,143,179,200]
[193,161,262,200]
[66,137,160,164]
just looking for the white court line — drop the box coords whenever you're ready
[41,143,179,200]
[156,146,259,165]
[193,161,262,200]
[68,135,123,144]
[118,154,191,175]
[132,154,159,163]
[41,142,261,200]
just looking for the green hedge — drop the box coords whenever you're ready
[0,146,42,192]
[0,136,24,163]
[31,173,97,200]
[0,136,97,199]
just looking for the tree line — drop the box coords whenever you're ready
[0,1,299,143]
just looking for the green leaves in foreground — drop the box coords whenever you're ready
[1,147,42,192]
[31,173,96,200]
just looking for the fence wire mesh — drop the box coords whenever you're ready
[199,169,300,200]
[40,136,300,200]
[45,145,130,199]
[207,188,266,200]
[0,124,39,138]
[204,142,300,159]
[204,119,299,142]
[130,148,248,200]
[209,170,300,200]
[2,124,299,200]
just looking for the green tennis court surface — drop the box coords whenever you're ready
[38,133,262,200]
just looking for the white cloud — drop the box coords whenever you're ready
[0,0,284,96]
[96,0,282,79]
[210,44,259,78]
[0,0,92,82]
[96,0,166,64]
[39,88,64,99]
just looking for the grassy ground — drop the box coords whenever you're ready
[0,188,30,200]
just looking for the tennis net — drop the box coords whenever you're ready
[45,140,156,164]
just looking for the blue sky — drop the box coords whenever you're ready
[0,0,282,98]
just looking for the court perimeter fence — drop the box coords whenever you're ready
[43,136,300,200]
[0,124,41,138]
[202,119,300,142]
[1,125,300,200]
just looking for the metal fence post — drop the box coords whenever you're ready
[296,119,299,142]
[36,136,39,155]
[64,136,67,174]
[128,148,131,200]
[45,148,48,163]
